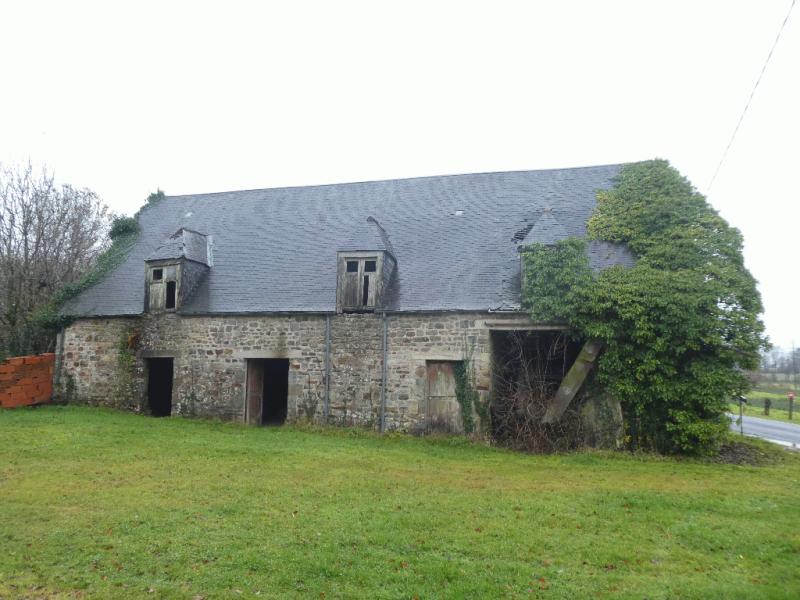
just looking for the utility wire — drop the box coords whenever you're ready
[706,0,796,194]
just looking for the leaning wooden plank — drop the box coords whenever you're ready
[542,340,603,423]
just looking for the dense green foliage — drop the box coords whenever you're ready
[1,407,797,598]
[521,237,592,324]
[453,361,478,434]
[109,216,140,240]
[146,188,166,204]
[521,160,767,454]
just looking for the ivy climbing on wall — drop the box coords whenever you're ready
[453,361,478,434]
[520,160,767,455]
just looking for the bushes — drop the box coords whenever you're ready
[521,160,767,455]
[109,216,139,240]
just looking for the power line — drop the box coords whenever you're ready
[706,0,796,194]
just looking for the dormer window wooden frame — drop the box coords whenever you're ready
[146,262,181,313]
[337,252,385,313]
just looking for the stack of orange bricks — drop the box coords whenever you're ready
[0,353,55,408]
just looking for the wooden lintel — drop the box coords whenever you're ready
[542,339,603,424]
[483,318,567,331]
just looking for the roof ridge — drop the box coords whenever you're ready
[161,162,634,201]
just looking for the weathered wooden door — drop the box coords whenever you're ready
[341,260,361,309]
[246,360,265,424]
[426,361,463,433]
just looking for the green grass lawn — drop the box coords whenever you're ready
[2,407,799,599]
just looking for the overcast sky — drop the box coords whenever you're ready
[1,1,797,348]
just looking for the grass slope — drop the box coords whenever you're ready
[1,407,799,599]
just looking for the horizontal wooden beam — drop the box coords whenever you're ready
[483,318,567,331]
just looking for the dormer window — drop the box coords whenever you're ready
[336,217,396,313]
[339,255,379,312]
[144,228,212,314]
[147,264,179,312]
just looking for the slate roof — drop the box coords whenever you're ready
[518,209,636,273]
[337,216,396,258]
[147,228,211,266]
[520,209,568,246]
[60,164,635,317]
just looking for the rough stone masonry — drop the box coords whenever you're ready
[56,312,493,432]
[54,166,632,441]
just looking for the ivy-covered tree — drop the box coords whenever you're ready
[522,160,767,454]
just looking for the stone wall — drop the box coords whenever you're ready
[57,312,494,431]
[56,318,143,409]
[385,314,491,432]
[139,313,326,421]
[329,313,383,427]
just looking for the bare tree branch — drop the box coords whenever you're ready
[0,161,112,357]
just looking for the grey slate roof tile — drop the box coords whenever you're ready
[147,228,211,266]
[60,164,632,317]
[336,216,395,257]
[520,209,569,246]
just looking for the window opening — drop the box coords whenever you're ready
[362,276,370,306]
[340,255,380,312]
[152,268,163,281]
[166,281,176,309]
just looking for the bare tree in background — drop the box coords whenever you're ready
[0,162,112,357]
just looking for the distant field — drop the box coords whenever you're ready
[751,380,798,395]
[1,407,799,599]
[729,402,795,424]
[732,390,799,423]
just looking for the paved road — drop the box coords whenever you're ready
[729,413,800,448]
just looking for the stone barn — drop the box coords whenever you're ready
[55,165,633,434]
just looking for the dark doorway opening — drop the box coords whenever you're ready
[489,330,585,451]
[147,357,174,417]
[246,359,289,425]
[491,330,582,394]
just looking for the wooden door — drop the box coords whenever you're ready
[246,360,264,424]
[426,362,463,433]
